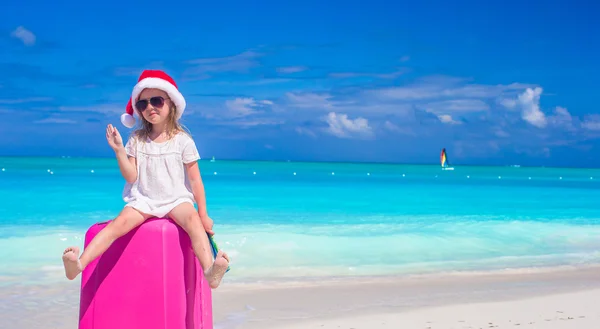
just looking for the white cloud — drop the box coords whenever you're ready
[286,92,334,109]
[11,26,36,46]
[225,118,284,127]
[548,106,573,130]
[412,99,488,125]
[499,98,517,110]
[420,99,490,114]
[500,88,578,130]
[244,78,294,85]
[34,117,76,124]
[437,114,461,125]
[57,104,122,114]
[281,76,535,128]
[383,120,415,135]
[199,97,281,128]
[329,69,407,80]
[276,66,308,74]
[372,77,531,100]
[224,97,273,117]
[209,117,284,128]
[493,127,510,138]
[324,112,373,139]
[581,115,600,131]
[517,87,547,128]
[374,85,439,100]
[284,91,416,118]
[184,50,263,78]
[384,120,401,132]
[295,127,317,138]
[169,70,598,150]
[0,97,52,104]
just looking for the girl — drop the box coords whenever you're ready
[61,69,230,289]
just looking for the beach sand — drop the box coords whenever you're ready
[2,266,600,329]
[278,288,600,329]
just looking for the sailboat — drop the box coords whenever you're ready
[440,148,454,171]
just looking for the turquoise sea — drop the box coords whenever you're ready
[1,156,600,287]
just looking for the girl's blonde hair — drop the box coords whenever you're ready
[132,101,192,141]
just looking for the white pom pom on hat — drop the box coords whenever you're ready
[121,69,187,128]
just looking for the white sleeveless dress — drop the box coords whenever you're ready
[122,131,201,218]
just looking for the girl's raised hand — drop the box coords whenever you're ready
[106,124,124,151]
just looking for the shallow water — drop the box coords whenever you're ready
[1,157,599,286]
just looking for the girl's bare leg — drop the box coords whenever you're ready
[62,206,151,280]
[167,202,229,289]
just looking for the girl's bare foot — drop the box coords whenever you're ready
[62,246,82,280]
[205,251,229,289]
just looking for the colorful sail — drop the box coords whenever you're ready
[440,148,449,168]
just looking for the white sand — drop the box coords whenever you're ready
[212,267,600,329]
[2,266,600,329]
[281,288,600,329]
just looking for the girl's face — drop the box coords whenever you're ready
[136,88,172,125]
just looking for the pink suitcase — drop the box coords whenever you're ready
[78,217,213,329]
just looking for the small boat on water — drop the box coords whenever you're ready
[440,148,454,171]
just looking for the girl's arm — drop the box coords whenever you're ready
[186,161,214,235]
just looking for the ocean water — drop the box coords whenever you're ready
[1,157,600,286]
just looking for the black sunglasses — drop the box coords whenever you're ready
[135,96,168,111]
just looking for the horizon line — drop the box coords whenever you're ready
[0,155,598,170]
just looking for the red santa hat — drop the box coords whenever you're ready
[121,69,186,128]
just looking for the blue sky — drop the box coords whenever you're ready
[1,0,600,167]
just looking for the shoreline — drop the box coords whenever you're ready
[4,261,600,289]
[3,265,600,329]
[216,262,600,287]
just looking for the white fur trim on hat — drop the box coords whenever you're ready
[131,77,186,119]
[121,112,136,128]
